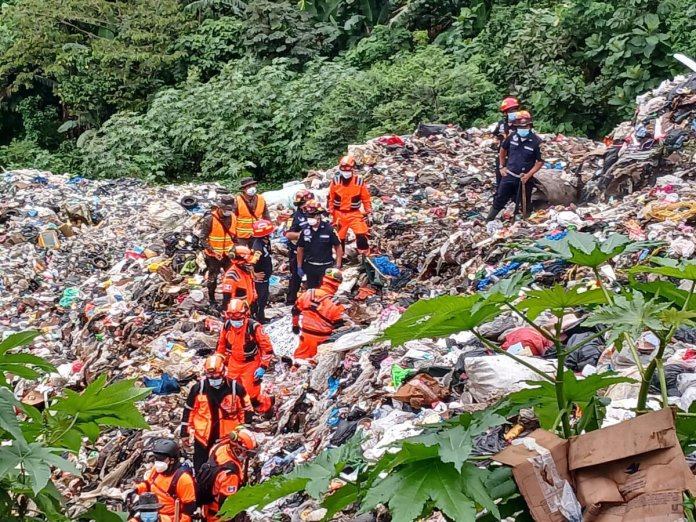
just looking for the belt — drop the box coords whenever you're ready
[307,261,333,266]
[507,170,522,178]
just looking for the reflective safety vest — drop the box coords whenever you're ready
[134,466,195,522]
[329,175,372,213]
[189,379,246,445]
[235,195,266,239]
[206,210,236,256]
[294,288,345,337]
[221,265,257,303]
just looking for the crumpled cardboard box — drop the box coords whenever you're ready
[494,409,696,522]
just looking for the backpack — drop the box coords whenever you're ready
[196,451,240,507]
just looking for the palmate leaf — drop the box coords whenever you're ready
[0,440,80,494]
[0,331,54,388]
[506,371,636,430]
[360,460,477,522]
[629,279,695,309]
[321,483,359,521]
[407,425,473,472]
[482,272,531,303]
[518,285,607,319]
[382,295,501,347]
[629,257,696,281]
[0,387,25,441]
[583,291,671,345]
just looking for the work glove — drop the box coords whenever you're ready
[297,267,305,278]
[292,325,300,335]
[254,367,265,381]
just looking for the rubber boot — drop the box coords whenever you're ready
[486,207,499,222]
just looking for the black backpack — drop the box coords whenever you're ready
[196,452,240,507]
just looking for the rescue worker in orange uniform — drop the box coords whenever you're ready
[126,439,196,522]
[200,195,237,307]
[216,299,274,415]
[199,428,257,522]
[221,245,257,312]
[328,156,373,255]
[181,354,253,474]
[128,493,173,522]
[292,268,348,361]
[235,178,270,247]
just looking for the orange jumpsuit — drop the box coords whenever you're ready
[134,465,196,522]
[201,442,245,522]
[221,264,257,310]
[216,319,273,413]
[328,174,372,250]
[292,285,346,360]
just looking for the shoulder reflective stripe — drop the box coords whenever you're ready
[355,177,364,186]
[523,146,534,151]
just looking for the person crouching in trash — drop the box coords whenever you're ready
[220,245,257,312]
[216,299,274,416]
[128,493,173,522]
[197,427,258,522]
[180,354,253,474]
[292,268,348,363]
[125,439,196,522]
[486,110,544,222]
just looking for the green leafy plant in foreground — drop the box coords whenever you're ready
[0,331,149,520]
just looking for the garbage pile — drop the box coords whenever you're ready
[1,74,696,521]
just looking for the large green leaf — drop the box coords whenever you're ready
[0,387,25,441]
[74,502,128,522]
[629,257,696,281]
[0,331,41,354]
[482,272,531,303]
[583,291,671,345]
[0,440,80,494]
[518,285,607,319]
[321,483,359,521]
[360,460,477,522]
[0,331,54,388]
[382,295,501,347]
[506,371,636,431]
[407,425,473,472]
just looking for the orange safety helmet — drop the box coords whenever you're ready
[225,298,250,319]
[293,189,315,207]
[303,199,326,216]
[252,219,274,238]
[231,245,252,263]
[500,97,520,113]
[322,268,343,290]
[338,155,356,172]
[229,427,257,451]
[203,354,226,376]
[512,110,533,127]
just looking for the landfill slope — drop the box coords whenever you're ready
[2,72,696,519]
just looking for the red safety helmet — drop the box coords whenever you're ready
[338,156,356,172]
[252,220,274,238]
[293,189,315,207]
[303,200,326,216]
[203,354,226,376]
[225,298,250,319]
[500,97,520,113]
[512,110,533,127]
[231,245,252,263]
[322,268,343,290]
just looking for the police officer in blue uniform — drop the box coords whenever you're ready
[285,189,314,304]
[493,97,521,189]
[486,110,543,221]
[296,200,343,289]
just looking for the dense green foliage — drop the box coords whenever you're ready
[2,0,696,182]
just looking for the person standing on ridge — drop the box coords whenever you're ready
[235,178,270,247]
[200,195,237,307]
[180,354,252,474]
[284,189,314,305]
[297,200,342,290]
[486,110,543,222]
[493,97,521,190]
[328,156,372,256]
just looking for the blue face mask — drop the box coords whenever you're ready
[517,128,530,138]
[140,512,158,522]
[208,377,223,388]
[229,319,244,329]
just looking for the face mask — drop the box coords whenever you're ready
[208,377,223,388]
[140,512,158,522]
[517,128,530,138]
[153,460,168,473]
[246,187,257,196]
[221,210,232,217]
[307,217,318,227]
[229,319,244,329]
[341,172,353,180]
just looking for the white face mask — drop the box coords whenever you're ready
[153,460,168,473]
[341,172,353,180]
[221,210,232,217]
[246,187,257,196]
[229,319,244,329]
[208,377,223,388]
[307,217,318,227]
